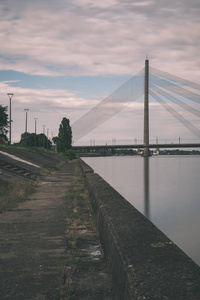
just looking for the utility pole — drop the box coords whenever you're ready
[143,58,150,157]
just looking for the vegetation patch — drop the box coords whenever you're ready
[63,256,81,266]
[0,147,68,212]
[63,150,77,160]
[49,289,75,300]
[43,164,59,172]
[0,181,35,212]
[70,213,79,219]
[56,161,100,299]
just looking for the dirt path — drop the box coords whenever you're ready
[0,160,75,299]
[0,160,113,300]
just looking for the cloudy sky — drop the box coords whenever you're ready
[0,0,200,145]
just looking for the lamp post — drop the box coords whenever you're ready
[7,93,14,145]
[34,118,38,147]
[24,109,29,147]
[42,125,46,148]
[46,128,49,149]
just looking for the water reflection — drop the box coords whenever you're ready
[143,157,150,219]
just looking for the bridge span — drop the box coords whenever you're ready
[71,59,200,157]
[73,143,200,151]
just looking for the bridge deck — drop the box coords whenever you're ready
[73,143,200,150]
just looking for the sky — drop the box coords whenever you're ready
[0,0,200,145]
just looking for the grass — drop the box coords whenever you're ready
[42,157,69,174]
[43,164,59,172]
[63,256,80,266]
[69,189,80,200]
[50,289,75,300]
[0,181,36,212]
[71,212,79,219]
[50,289,63,300]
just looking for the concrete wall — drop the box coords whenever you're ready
[79,158,200,300]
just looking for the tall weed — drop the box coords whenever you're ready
[0,182,35,212]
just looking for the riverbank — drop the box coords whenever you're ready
[1,147,200,299]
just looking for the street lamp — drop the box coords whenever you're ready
[42,125,46,135]
[42,125,46,148]
[34,118,38,147]
[24,109,29,132]
[46,128,49,149]
[7,93,14,145]
[24,109,29,147]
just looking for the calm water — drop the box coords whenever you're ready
[82,155,200,266]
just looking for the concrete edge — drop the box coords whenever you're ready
[78,157,94,175]
[78,158,200,300]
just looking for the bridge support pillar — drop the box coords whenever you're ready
[143,58,150,157]
[143,146,150,157]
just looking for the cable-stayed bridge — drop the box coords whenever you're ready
[72,59,200,156]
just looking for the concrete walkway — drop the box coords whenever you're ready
[0,161,76,299]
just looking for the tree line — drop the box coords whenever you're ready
[0,105,73,153]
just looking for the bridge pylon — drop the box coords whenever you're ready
[143,58,151,157]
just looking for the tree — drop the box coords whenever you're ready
[20,132,36,147]
[0,105,9,136]
[55,117,72,152]
[19,133,51,149]
[37,133,51,149]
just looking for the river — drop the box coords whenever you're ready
[82,155,200,267]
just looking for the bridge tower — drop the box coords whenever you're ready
[143,58,150,157]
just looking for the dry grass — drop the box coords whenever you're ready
[0,181,36,212]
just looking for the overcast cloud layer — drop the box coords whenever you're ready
[0,0,200,144]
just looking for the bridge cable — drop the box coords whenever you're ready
[72,68,144,142]
[71,65,200,143]
[150,67,200,91]
[150,75,200,106]
[150,83,200,118]
[150,68,200,106]
[149,89,200,140]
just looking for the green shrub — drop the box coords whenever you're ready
[64,149,77,160]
